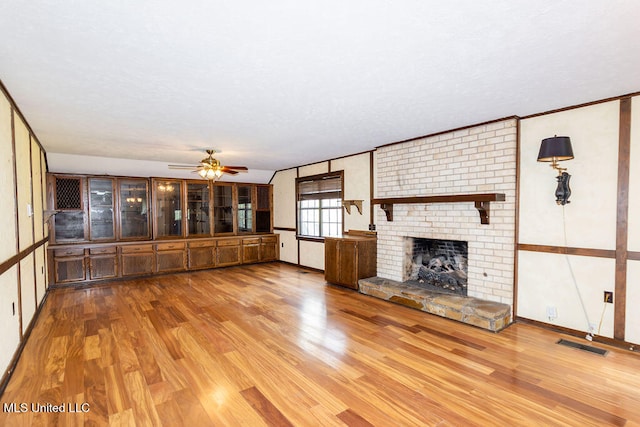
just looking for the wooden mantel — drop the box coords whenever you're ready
[371,193,506,225]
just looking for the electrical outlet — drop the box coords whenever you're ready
[604,291,613,304]
[546,306,557,320]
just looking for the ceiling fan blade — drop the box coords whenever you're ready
[220,168,239,175]
[222,166,248,171]
[168,164,197,169]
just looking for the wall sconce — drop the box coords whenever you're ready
[537,136,574,205]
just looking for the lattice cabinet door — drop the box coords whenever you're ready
[50,175,88,242]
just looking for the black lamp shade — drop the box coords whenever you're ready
[537,136,574,162]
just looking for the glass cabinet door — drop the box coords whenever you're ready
[256,185,271,233]
[89,178,115,240]
[187,182,210,236]
[237,185,253,233]
[213,184,234,234]
[154,180,183,237]
[119,179,150,239]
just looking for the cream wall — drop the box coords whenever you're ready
[15,115,34,252]
[519,102,619,249]
[0,86,49,384]
[331,152,372,232]
[271,154,373,271]
[518,100,629,340]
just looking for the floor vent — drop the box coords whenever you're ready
[557,339,608,356]
[298,271,310,274]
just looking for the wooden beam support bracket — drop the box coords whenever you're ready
[372,193,505,225]
[342,200,363,215]
[474,201,490,225]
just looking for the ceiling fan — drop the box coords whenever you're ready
[168,149,248,180]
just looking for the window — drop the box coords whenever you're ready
[297,172,343,238]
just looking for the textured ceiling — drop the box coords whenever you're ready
[1,1,639,181]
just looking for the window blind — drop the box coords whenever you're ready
[298,175,342,201]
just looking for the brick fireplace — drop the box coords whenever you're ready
[374,118,518,307]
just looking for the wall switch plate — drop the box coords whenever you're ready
[27,203,33,217]
[604,291,613,303]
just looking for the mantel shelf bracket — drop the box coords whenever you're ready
[474,201,490,225]
[343,200,363,215]
[372,193,505,225]
[380,203,393,221]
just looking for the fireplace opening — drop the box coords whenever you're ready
[404,237,468,296]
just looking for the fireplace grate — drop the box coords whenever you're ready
[556,339,608,356]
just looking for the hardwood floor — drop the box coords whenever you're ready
[1,262,639,426]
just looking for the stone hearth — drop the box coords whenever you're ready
[359,277,511,332]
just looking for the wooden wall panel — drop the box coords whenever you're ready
[14,114,33,252]
[0,92,17,262]
[0,267,20,376]
[19,255,36,335]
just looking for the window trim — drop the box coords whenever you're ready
[295,170,344,240]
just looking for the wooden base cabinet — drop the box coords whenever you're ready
[48,234,279,286]
[324,236,376,290]
[216,238,242,267]
[89,247,118,280]
[156,242,186,273]
[242,238,260,264]
[120,244,155,276]
[259,235,278,261]
[188,240,216,270]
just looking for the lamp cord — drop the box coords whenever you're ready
[562,205,594,339]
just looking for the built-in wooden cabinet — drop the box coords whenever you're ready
[324,235,377,290]
[47,173,276,286]
[48,174,273,244]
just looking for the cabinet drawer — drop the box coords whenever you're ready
[121,244,154,254]
[156,242,185,251]
[90,246,117,255]
[188,240,215,248]
[54,248,85,257]
[217,239,240,247]
[242,238,260,245]
[261,236,277,243]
